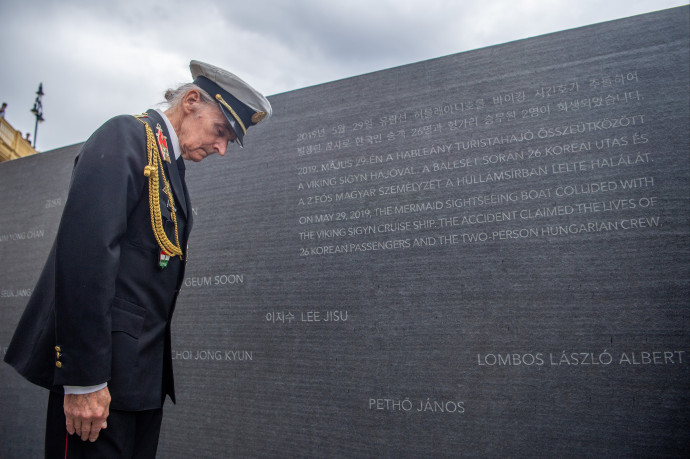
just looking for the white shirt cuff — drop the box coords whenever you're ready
[63,383,107,395]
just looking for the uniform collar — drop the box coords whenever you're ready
[155,109,181,160]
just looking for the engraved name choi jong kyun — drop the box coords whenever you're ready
[172,349,254,361]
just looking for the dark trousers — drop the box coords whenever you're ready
[45,390,163,459]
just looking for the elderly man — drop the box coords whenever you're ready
[4,60,271,457]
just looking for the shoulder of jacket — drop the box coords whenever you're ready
[78,114,150,163]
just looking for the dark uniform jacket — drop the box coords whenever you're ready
[4,109,192,411]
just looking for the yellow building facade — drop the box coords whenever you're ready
[0,116,38,162]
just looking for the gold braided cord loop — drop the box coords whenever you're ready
[215,94,247,135]
[134,115,183,259]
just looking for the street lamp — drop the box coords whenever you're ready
[30,83,44,149]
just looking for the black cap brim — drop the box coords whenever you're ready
[218,103,244,148]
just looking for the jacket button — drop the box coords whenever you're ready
[55,346,62,352]
[55,361,63,368]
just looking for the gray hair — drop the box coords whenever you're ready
[163,83,216,109]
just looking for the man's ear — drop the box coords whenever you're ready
[182,89,201,114]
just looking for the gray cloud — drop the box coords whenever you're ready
[1,0,686,152]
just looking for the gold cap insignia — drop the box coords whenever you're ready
[251,111,267,124]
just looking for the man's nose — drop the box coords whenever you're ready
[216,139,228,156]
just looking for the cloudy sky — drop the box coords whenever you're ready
[1,0,687,152]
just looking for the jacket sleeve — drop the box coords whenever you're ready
[53,115,148,387]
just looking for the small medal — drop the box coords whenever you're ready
[156,124,171,163]
[159,250,171,269]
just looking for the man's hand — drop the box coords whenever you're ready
[64,386,111,442]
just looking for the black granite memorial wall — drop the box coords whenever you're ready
[1,6,688,458]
